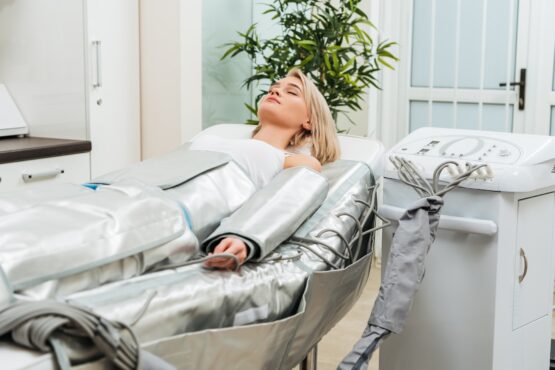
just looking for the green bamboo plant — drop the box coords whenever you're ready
[221,0,398,129]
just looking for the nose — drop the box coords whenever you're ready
[269,87,281,97]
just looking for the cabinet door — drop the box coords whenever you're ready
[513,193,555,329]
[511,314,551,370]
[86,0,141,178]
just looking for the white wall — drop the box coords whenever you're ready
[139,0,202,159]
[0,0,87,140]
[139,0,182,159]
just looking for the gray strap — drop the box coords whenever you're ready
[50,338,71,370]
[0,300,175,370]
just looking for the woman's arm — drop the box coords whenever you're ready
[284,154,322,172]
[202,167,328,267]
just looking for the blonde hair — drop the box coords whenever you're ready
[252,68,340,164]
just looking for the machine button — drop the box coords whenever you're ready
[499,149,510,157]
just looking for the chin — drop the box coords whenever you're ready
[258,105,282,122]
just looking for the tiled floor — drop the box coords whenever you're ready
[318,261,381,370]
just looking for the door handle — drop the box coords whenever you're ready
[518,248,528,283]
[92,40,103,88]
[499,68,526,110]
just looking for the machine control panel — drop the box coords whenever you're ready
[395,136,521,165]
[385,127,555,192]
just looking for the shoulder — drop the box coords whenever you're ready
[283,153,322,172]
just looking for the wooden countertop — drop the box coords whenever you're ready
[0,136,92,164]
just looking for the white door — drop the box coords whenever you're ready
[86,0,141,178]
[380,0,555,147]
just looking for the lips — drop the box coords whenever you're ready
[266,96,281,104]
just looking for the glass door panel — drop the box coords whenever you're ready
[409,0,520,132]
[202,0,253,128]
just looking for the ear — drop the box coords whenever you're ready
[303,121,312,131]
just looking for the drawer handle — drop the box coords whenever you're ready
[22,168,65,182]
[518,248,528,283]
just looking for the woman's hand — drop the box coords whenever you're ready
[203,237,248,270]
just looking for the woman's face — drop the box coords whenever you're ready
[257,76,309,131]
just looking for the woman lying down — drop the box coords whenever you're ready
[192,68,340,269]
[0,68,340,302]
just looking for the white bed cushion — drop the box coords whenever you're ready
[191,123,384,172]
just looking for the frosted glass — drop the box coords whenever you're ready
[550,107,555,135]
[431,102,454,128]
[482,104,513,132]
[456,103,479,129]
[409,101,429,131]
[433,0,457,88]
[458,0,483,89]
[483,0,518,90]
[409,100,429,132]
[202,0,253,128]
[411,0,432,87]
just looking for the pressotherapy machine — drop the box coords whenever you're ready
[0,124,384,370]
[379,127,555,370]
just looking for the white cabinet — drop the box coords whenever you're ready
[0,0,140,182]
[86,0,141,178]
[511,315,551,370]
[513,194,554,329]
[381,181,555,370]
[0,154,90,193]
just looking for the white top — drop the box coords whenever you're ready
[189,134,287,189]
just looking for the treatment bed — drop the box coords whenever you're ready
[0,124,384,370]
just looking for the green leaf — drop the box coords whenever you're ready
[378,56,395,70]
[331,52,340,72]
[324,53,332,71]
[293,39,317,46]
[353,7,369,20]
[220,44,242,60]
[341,56,356,73]
[379,50,400,61]
[244,103,258,116]
[358,18,377,30]
[297,54,314,67]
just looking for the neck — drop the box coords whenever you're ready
[252,123,296,150]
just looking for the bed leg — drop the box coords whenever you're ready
[299,343,318,370]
